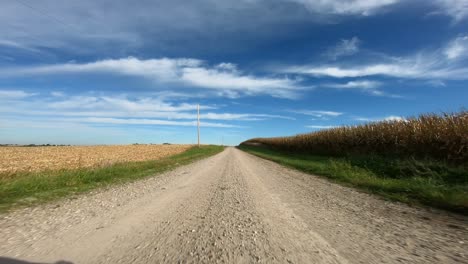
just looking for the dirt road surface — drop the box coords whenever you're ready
[1,147,467,263]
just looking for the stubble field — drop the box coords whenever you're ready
[0,144,192,175]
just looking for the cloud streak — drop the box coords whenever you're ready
[1,57,302,98]
[289,110,343,117]
[0,0,462,61]
[77,117,240,128]
[282,36,468,80]
[0,91,294,131]
[283,62,468,80]
[321,80,400,97]
[0,39,42,53]
[445,35,468,60]
[355,115,405,122]
[290,0,399,15]
[0,90,37,99]
[326,36,361,60]
[0,0,400,58]
[324,80,380,89]
[433,0,468,22]
[306,125,337,129]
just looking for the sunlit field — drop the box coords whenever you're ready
[0,144,192,175]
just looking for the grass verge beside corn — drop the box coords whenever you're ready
[239,145,467,215]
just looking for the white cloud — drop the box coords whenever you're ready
[324,80,380,89]
[50,91,65,97]
[0,39,41,53]
[426,80,446,87]
[366,89,401,98]
[433,0,468,22]
[180,66,300,98]
[200,113,294,121]
[322,80,401,97]
[290,110,343,117]
[282,36,468,80]
[0,0,395,59]
[0,90,37,99]
[39,95,215,116]
[284,64,421,78]
[383,115,405,121]
[215,63,238,71]
[327,37,360,59]
[445,35,468,60]
[8,57,201,80]
[8,108,293,122]
[0,92,294,130]
[354,115,405,122]
[0,118,188,145]
[306,125,337,129]
[76,117,239,128]
[2,57,302,99]
[290,0,399,15]
[354,117,373,122]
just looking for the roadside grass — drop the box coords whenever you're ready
[0,145,224,213]
[238,145,468,215]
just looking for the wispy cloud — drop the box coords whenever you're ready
[354,115,405,122]
[444,35,468,60]
[0,39,43,54]
[290,0,399,16]
[4,57,201,80]
[282,61,468,79]
[180,65,300,98]
[426,80,446,87]
[326,37,360,60]
[307,114,406,130]
[0,89,37,99]
[324,80,380,89]
[0,0,399,58]
[433,0,468,22]
[281,36,468,80]
[322,80,401,97]
[305,125,337,129]
[384,115,405,121]
[0,0,461,63]
[50,91,65,97]
[0,92,294,130]
[284,64,409,78]
[289,110,343,117]
[75,117,240,128]
[45,95,209,112]
[1,57,302,99]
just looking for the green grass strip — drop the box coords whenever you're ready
[238,145,467,215]
[0,145,224,212]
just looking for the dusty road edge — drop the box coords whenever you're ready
[0,145,224,214]
[237,145,468,216]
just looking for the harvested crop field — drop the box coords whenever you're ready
[0,144,192,174]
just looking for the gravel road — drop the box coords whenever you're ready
[1,147,467,264]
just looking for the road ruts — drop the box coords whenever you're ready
[0,147,467,263]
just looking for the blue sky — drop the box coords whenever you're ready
[0,0,467,146]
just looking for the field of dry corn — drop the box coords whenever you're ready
[0,144,192,175]
[242,111,468,164]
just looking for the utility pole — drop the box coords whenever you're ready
[197,104,200,147]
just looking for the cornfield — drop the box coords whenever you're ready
[242,111,468,164]
[0,144,191,175]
